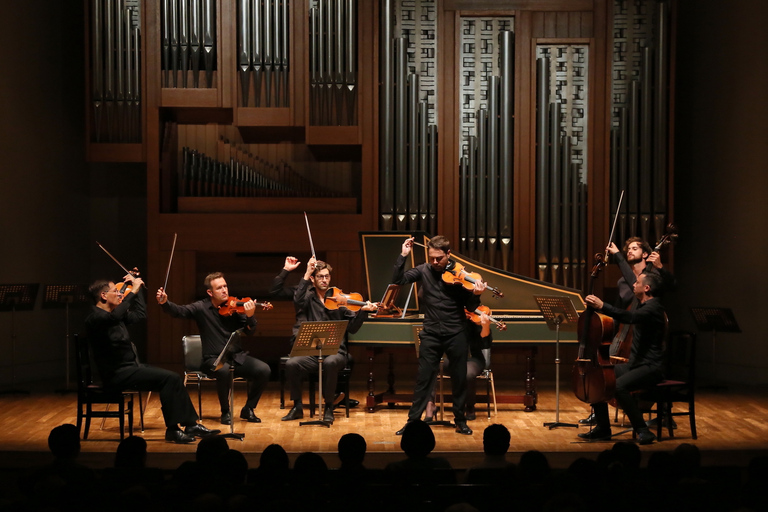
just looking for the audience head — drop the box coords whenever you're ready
[338,433,367,467]
[47,424,81,460]
[114,435,148,469]
[482,424,511,457]
[610,441,642,471]
[673,443,701,478]
[196,435,229,465]
[400,420,436,459]
[519,450,550,481]
[215,448,249,485]
[259,443,289,471]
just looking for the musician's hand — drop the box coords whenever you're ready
[646,251,663,269]
[473,279,487,295]
[401,237,414,257]
[606,242,619,255]
[127,274,143,293]
[362,301,379,312]
[156,288,168,305]
[585,295,604,310]
[243,299,256,317]
[304,256,317,280]
[479,312,491,328]
[284,256,301,272]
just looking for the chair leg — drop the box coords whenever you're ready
[489,373,498,416]
[84,404,92,439]
[689,399,697,439]
[197,381,203,419]
[137,391,145,433]
[344,373,350,418]
[118,401,125,440]
[279,364,286,409]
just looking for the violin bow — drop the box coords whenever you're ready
[304,211,316,259]
[96,241,134,277]
[605,190,624,261]
[162,233,178,291]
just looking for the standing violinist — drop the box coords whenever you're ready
[580,237,676,426]
[156,272,271,425]
[393,235,487,436]
[579,270,666,444]
[424,309,492,422]
[86,274,220,443]
[278,256,377,424]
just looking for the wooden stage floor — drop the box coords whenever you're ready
[1,381,766,471]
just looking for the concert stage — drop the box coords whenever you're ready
[1,381,766,472]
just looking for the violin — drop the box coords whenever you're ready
[218,297,273,316]
[465,305,507,331]
[571,254,616,405]
[116,267,141,299]
[442,260,504,298]
[645,223,678,272]
[323,287,378,312]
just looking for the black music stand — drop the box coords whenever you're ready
[289,320,348,427]
[213,329,246,441]
[0,284,39,395]
[690,307,741,389]
[535,295,580,429]
[43,285,89,393]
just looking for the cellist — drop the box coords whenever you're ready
[578,270,666,444]
[579,237,676,426]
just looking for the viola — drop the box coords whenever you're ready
[571,254,616,405]
[442,260,504,298]
[218,297,273,316]
[323,287,378,312]
[465,305,507,331]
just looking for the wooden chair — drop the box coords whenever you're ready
[74,334,134,440]
[182,334,245,418]
[641,330,698,440]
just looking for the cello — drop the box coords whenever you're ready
[571,254,616,405]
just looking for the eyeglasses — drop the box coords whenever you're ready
[315,274,331,280]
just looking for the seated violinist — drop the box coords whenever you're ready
[156,272,271,425]
[86,275,219,443]
[579,270,666,445]
[275,256,377,424]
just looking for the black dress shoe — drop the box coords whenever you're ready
[637,429,657,445]
[579,413,596,425]
[347,398,359,408]
[165,428,196,444]
[465,407,477,421]
[220,411,232,425]
[395,422,411,435]
[240,407,262,423]
[455,422,473,435]
[578,427,612,441]
[323,407,334,424]
[281,405,304,421]
[185,424,221,438]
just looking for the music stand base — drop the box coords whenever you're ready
[299,419,332,428]
[543,421,578,429]
[220,432,245,441]
[426,420,454,427]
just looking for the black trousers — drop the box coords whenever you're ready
[593,363,664,432]
[110,364,198,428]
[285,353,347,406]
[203,355,271,413]
[408,330,469,423]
